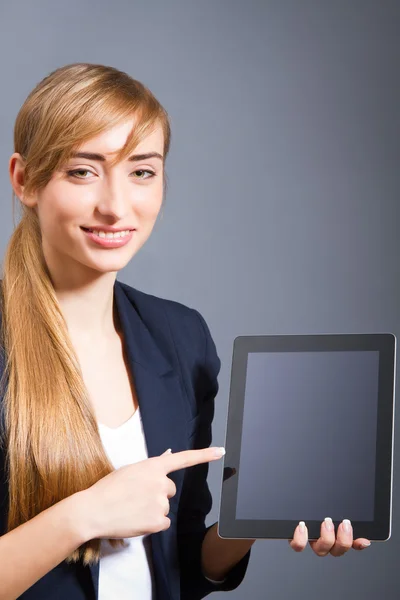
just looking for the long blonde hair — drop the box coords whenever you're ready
[0,63,171,566]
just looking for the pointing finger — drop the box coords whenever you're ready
[163,447,225,474]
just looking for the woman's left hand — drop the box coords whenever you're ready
[288,518,371,557]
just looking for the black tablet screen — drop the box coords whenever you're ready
[236,350,379,521]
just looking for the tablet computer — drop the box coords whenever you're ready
[218,333,396,542]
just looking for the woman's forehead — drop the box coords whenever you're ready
[75,120,164,157]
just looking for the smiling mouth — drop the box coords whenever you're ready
[80,227,135,238]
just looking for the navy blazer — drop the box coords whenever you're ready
[0,279,251,600]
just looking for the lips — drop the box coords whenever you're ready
[81,227,134,248]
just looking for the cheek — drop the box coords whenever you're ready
[134,186,163,221]
[38,194,86,236]
[140,203,162,222]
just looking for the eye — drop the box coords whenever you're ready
[67,169,94,179]
[131,169,156,180]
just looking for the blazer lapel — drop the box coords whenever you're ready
[88,279,189,600]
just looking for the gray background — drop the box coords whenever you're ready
[0,0,399,598]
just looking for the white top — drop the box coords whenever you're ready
[98,406,156,600]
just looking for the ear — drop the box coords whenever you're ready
[9,152,38,208]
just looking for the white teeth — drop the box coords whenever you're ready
[87,229,131,239]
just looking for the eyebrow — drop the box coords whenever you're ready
[69,151,164,162]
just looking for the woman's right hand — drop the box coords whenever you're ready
[76,446,225,540]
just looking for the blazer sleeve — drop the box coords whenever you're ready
[177,308,251,600]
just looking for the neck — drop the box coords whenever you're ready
[51,272,119,345]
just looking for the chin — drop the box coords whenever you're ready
[83,246,139,267]
[91,261,131,274]
[75,255,131,275]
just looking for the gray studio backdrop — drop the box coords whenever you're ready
[0,1,399,598]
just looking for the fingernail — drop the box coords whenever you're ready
[214,447,226,457]
[360,541,371,548]
[165,448,172,454]
[343,519,352,533]
[299,521,306,532]
[324,517,334,531]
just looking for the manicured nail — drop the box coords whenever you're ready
[343,519,352,533]
[360,541,371,548]
[214,447,226,457]
[299,521,306,532]
[324,517,334,531]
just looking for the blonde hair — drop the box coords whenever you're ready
[0,63,171,566]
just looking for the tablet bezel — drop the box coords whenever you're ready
[218,333,396,541]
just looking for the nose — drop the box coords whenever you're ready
[95,176,131,222]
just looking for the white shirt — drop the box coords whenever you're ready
[98,407,156,600]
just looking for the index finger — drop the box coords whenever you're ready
[163,447,225,474]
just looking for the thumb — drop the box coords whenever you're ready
[161,448,172,455]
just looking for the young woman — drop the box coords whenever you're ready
[0,63,370,600]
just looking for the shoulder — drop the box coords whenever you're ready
[117,279,206,349]
[117,280,220,378]
[117,279,202,336]
[118,279,197,318]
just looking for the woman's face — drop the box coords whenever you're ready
[14,118,165,283]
